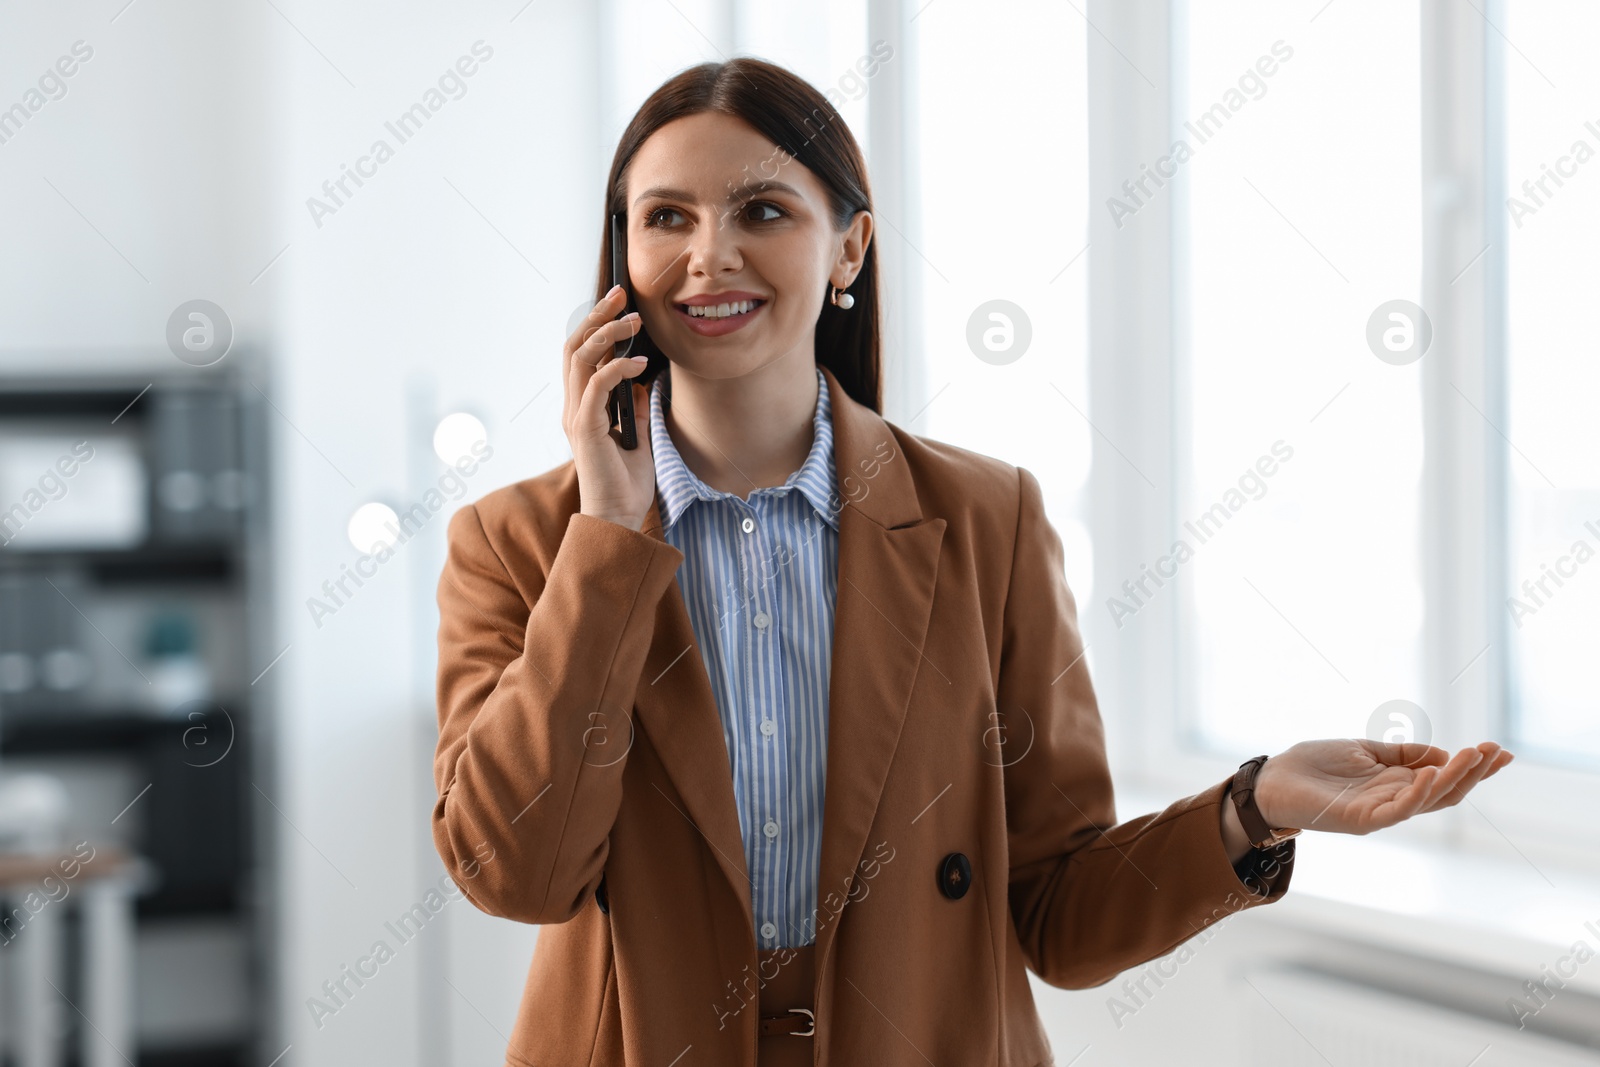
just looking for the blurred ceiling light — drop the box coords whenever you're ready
[347,502,400,554]
[433,412,488,466]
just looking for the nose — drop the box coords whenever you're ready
[684,209,744,278]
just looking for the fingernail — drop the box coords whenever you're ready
[608,284,623,297]
[631,355,648,362]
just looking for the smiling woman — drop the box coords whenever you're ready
[607,107,871,503]
[602,61,879,457]
[430,53,1511,1067]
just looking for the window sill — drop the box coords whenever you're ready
[1117,782,1600,994]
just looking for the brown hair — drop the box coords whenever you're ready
[596,57,882,413]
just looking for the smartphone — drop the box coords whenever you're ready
[606,211,639,450]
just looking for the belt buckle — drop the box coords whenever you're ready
[788,1007,814,1037]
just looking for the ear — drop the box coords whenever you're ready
[831,210,874,288]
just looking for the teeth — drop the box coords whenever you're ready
[685,299,758,319]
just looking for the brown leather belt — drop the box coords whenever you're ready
[755,942,817,1040]
[758,1007,815,1037]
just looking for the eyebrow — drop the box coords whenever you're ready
[630,179,804,208]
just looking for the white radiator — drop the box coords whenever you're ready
[1240,964,1600,1067]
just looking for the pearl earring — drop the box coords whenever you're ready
[830,284,855,310]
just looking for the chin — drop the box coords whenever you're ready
[662,348,776,381]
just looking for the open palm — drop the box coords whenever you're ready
[1256,738,1513,836]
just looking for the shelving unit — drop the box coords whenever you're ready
[0,368,271,1066]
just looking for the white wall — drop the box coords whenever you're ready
[3,1,606,1063]
[269,3,610,1064]
[0,2,274,359]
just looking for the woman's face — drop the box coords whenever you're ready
[623,111,870,381]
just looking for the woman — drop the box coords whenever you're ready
[431,57,1512,1067]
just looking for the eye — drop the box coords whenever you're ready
[643,207,683,229]
[742,200,786,223]
[641,201,786,229]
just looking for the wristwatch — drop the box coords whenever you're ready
[1231,755,1301,849]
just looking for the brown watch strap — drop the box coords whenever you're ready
[1231,755,1301,849]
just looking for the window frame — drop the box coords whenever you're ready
[1084,0,1600,870]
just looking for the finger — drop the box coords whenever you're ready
[563,289,629,416]
[578,355,649,437]
[1477,741,1511,763]
[1469,752,1514,793]
[573,312,642,370]
[1440,749,1514,809]
[562,286,626,421]
[566,313,642,426]
[1480,748,1515,778]
[1363,739,1448,770]
[1416,747,1488,812]
[1437,745,1484,786]
[601,379,654,454]
[563,285,628,357]
[1420,744,1503,813]
[1371,765,1438,830]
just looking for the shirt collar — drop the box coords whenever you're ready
[649,363,840,535]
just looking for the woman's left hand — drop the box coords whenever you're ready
[1254,739,1514,835]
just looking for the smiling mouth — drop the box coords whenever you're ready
[676,299,766,320]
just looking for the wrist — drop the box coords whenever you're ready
[1219,791,1255,864]
[1252,757,1287,828]
[580,507,643,531]
[1230,754,1302,850]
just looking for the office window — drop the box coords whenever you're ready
[1501,1,1600,765]
[914,1,1093,602]
[1174,1,1425,753]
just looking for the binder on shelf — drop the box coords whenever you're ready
[150,386,245,544]
[0,569,92,718]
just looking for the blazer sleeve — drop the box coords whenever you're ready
[1000,466,1294,990]
[432,504,685,925]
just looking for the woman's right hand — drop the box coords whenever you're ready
[563,284,655,531]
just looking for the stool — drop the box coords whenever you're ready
[0,847,145,1067]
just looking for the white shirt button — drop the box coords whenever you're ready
[763,820,779,839]
[760,921,777,940]
[741,516,755,533]
[753,612,770,629]
[760,719,776,737]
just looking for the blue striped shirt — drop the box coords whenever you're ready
[648,364,840,949]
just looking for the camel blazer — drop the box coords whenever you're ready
[432,364,1295,1067]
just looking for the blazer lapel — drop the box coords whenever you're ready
[807,366,945,985]
[630,365,946,981]
[630,484,754,936]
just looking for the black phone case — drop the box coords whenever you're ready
[607,212,639,450]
